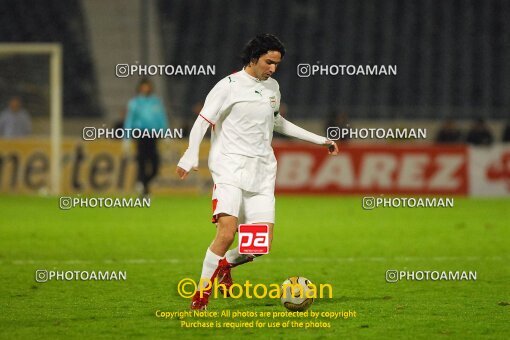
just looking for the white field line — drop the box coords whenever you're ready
[1,256,506,265]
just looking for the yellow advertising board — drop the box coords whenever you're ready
[0,138,212,194]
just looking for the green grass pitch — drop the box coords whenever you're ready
[0,195,508,339]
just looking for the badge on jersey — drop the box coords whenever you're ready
[269,96,277,108]
[238,224,270,254]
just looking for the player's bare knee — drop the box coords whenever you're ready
[218,229,236,245]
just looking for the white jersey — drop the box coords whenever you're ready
[178,69,328,194]
[201,70,281,194]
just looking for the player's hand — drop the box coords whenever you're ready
[324,140,339,155]
[176,166,197,180]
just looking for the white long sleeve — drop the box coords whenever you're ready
[274,115,328,145]
[177,116,210,172]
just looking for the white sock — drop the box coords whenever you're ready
[225,248,255,265]
[199,248,223,289]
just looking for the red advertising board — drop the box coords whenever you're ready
[469,145,510,196]
[273,143,468,195]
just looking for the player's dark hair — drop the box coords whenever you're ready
[241,34,286,66]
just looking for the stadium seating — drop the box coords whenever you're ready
[158,0,508,120]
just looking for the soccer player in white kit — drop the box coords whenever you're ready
[176,34,338,310]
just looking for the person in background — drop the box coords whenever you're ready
[466,117,493,146]
[435,119,462,144]
[124,78,169,196]
[0,96,32,138]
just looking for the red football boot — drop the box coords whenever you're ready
[190,289,211,310]
[216,258,233,296]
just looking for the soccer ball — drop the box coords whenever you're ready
[280,276,314,311]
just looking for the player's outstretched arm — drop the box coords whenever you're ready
[274,115,338,155]
[176,117,210,179]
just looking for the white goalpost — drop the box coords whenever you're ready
[0,43,63,194]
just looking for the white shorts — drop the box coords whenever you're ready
[211,183,275,224]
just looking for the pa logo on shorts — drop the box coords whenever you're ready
[238,224,269,254]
